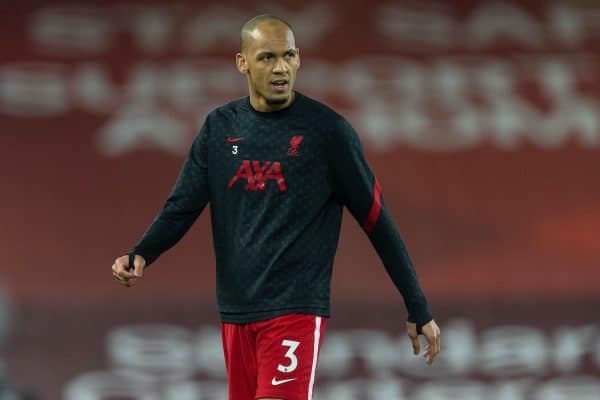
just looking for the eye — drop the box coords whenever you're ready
[285,51,295,59]
[261,54,273,61]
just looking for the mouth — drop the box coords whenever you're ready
[270,79,289,92]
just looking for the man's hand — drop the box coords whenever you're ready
[407,319,441,365]
[112,254,146,287]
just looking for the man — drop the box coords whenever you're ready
[112,14,441,400]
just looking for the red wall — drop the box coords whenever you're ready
[1,1,599,398]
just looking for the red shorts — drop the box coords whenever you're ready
[221,313,327,400]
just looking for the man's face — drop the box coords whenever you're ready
[237,22,300,110]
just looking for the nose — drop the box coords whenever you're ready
[273,57,288,74]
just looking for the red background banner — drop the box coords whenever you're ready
[1,1,599,398]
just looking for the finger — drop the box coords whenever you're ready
[409,335,420,355]
[114,276,136,287]
[424,339,440,365]
[112,272,136,286]
[426,346,439,365]
[113,270,128,280]
[112,272,129,282]
[115,263,137,279]
[112,257,133,278]
[427,335,439,355]
[421,345,431,364]
[113,257,137,278]
[112,261,133,277]
[116,270,136,279]
[423,345,430,364]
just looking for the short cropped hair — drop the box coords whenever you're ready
[240,14,294,52]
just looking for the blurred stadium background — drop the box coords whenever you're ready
[2,0,600,399]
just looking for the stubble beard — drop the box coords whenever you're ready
[265,86,294,107]
[265,96,289,106]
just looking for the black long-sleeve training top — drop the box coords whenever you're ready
[132,92,432,325]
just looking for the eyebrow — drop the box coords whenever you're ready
[256,49,296,58]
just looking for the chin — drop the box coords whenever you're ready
[266,94,291,106]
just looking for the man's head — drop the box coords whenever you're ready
[236,15,300,112]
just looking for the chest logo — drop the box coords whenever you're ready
[287,135,304,157]
[226,137,244,155]
[225,137,244,144]
[227,160,287,192]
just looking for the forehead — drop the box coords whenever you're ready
[245,22,295,53]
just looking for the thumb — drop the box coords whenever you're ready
[133,255,144,277]
[410,335,421,355]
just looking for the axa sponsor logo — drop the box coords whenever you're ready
[227,160,287,192]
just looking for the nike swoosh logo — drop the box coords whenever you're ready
[225,137,244,144]
[271,377,297,386]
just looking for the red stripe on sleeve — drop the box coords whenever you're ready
[363,178,382,233]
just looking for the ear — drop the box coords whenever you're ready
[296,48,301,69]
[236,53,248,75]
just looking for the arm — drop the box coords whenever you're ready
[328,117,431,324]
[111,117,211,285]
[133,118,211,266]
[328,117,440,362]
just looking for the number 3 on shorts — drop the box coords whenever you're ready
[277,340,300,373]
